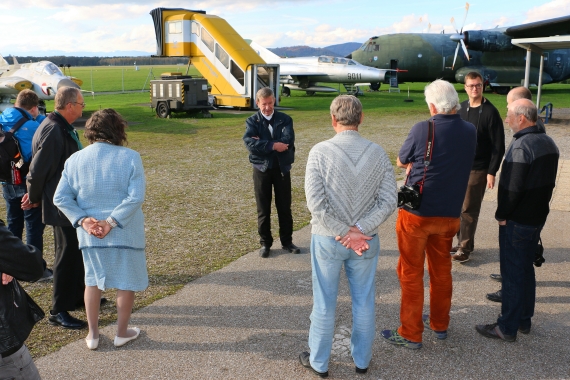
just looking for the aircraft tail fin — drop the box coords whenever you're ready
[0,54,8,67]
[246,40,281,62]
[13,56,19,65]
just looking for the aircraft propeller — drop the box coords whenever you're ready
[449,2,470,69]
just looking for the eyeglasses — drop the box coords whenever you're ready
[70,102,86,108]
[465,84,483,90]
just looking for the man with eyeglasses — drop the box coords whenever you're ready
[451,72,505,263]
[0,90,50,281]
[23,86,89,330]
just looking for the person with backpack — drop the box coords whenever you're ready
[0,90,50,281]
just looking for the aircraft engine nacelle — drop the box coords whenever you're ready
[464,31,515,52]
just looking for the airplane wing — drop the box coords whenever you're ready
[0,76,33,95]
[505,15,570,38]
[278,62,328,76]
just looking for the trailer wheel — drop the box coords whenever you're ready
[157,102,170,118]
[282,86,291,97]
[369,82,380,91]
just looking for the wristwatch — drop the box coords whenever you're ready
[106,216,118,228]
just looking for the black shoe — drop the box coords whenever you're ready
[75,297,109,309]
[519,326,531,334]
[299,351,328,378]
[355,366,368,374]
[259,246,270,258]
[475,323,516,342]
[282,243,301,254]
[490,273,502,282]
[37,268,53,282]
[48,311,87,329]
[486,289,502,302]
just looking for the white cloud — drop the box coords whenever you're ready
[524,0,570,22]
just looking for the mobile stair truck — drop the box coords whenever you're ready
[149,8,280,110]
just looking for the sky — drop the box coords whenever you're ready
[1,0,569,56]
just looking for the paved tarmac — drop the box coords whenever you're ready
[35,159,570,379]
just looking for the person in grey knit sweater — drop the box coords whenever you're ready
[299,95,397,378]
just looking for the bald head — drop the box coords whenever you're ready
[507,86,532,105]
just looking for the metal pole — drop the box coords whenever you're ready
[537,54,544,109]
[122,68,124,92]
[524,49,531,88]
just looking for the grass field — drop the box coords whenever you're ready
[4,65,570,357]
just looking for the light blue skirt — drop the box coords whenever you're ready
[82,247,149,291]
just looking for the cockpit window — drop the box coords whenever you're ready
[333,57,349,64]
[360,41,379,52]
[318,56,331,63]
[43,63,62,76]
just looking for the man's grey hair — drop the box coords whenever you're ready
[509,86,533,101]
[256,87,274,102]
[54,87,80,110]
[424,80,461,114]
[510,98,538,123]
[330,95,362,127]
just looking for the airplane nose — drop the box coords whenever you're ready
[57,78,81,90]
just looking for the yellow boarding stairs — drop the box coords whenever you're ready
[150,8,280,109]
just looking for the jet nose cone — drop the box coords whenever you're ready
[57,78,80,90]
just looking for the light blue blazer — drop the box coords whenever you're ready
[54,142,146,250]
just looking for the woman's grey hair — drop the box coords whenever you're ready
[54,87,80,110]
[330,95,362,127]
[424,80,461,114]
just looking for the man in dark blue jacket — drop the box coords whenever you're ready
[0,218,43,379]
[243,87,299,258]
[476,98,559,342]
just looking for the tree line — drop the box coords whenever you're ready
[10,56,188,67]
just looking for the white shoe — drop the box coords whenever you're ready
[85,337,99,350]
[113,327,140,347]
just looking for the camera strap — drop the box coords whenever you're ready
[418,120,435,194]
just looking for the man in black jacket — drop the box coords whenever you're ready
[22,86,87,329]
[243,87,300,258]
[452,71,505,263]
[0,219,43,379]
[476,99,559,342]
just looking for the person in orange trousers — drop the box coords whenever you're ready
[381,80,477,349]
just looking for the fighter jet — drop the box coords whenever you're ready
[349,10,570,94]
[248,41,392,96]
[0,56,82,112]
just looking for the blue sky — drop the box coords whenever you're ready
[1,0,569,56]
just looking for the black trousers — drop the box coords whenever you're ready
[253,166,293,248]
[52,225,85,313]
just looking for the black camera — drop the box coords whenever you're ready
[534,239,545,267]
[397,184,422,210]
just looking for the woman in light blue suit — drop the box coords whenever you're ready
[54,109,148,350]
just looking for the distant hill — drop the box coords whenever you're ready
[324,42,362,57]
[268,46,337,58]
[268,42,362,58]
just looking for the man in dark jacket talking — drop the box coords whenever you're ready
[0,219,43,379]
[243,87,299,258]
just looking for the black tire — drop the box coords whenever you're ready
[493,86,510,95]
[156,102,170,118]
[306,91,315,96]
[369,82,380,91]
[282,86,291,97]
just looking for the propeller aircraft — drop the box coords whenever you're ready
[349,8,570,94]
[248,40,392,96]
[0,55,83,113]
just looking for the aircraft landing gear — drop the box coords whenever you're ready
[306,91,315,96]
[492,86,511,95]
[282,86,291,97]
[369,82,381,91]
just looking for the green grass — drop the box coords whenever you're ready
[5,75,570,357]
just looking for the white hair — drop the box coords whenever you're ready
[424,80,461,114]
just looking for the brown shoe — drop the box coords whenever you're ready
[450,246,460,254]
[451,251,470,263]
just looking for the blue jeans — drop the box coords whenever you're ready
[308,234,380,373]
[2,183,46,266]
[497,220,543,336]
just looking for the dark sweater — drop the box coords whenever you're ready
[495,126,559,225]
[459,98,505,175]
